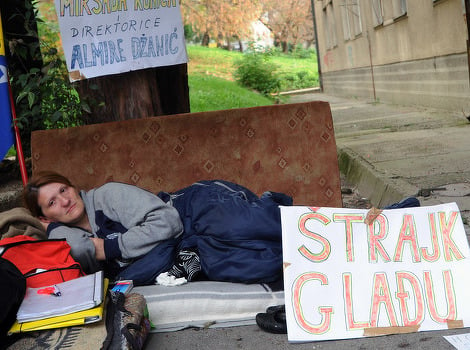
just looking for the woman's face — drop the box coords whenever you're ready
[37,182,87,225]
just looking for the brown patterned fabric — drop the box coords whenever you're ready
[31,101,341,206]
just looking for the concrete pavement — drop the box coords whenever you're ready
[289,92,470,234]
[146,92,470,349]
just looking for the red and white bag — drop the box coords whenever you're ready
[0,235,85,288]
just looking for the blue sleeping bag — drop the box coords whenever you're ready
[160,180,293,284]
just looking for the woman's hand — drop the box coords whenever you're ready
[90,237,106,261]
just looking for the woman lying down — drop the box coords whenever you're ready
[23,171,293,286]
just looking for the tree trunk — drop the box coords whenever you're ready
[216,32,224,48]
[238,40,244,53]
[281,41,288,53]
[202,32,210,46]
[75,64,190,124]
[226,34,232,51]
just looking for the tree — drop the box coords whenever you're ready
[2,0,189,137]
[181,0,262,49]
[260,0,314,52]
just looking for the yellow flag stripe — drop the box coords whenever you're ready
[0,10,5,56]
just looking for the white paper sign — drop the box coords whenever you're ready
[444,333,470,349]
[55,0,188,81]
[280,202,470,342]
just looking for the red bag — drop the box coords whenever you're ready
[0,235,85,288]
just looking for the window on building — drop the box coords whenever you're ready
[341,0,363,40]
[341,1,351,40]
[323,2,338,49]
[392,0,407,18]
[372,0,383,26]
[372,0,407,27]
[352,2,363,35]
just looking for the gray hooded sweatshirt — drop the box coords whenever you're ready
[47,182,183,273]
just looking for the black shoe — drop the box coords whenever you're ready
[266,304,285,314]
[256,305,287,334]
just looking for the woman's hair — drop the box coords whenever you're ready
[23,171,74,217]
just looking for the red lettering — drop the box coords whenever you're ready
[424,270,457,323]
[439,211,464,261]
[343,273,370,329]
[368,214,391,263]
[394,214,421,262]
[298,212,331,262]
[370,273,399,327]
[396,272,425,326]
[293,272,333,334]
[333,214,364,262]
[420,213,440,262]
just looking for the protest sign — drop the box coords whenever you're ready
[54,0,188,81]
[280,202,470,342]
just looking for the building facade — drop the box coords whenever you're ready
[314,0,470,111]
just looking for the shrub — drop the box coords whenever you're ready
[233,53,281,95]
[291,46,315,59]
[279,71,319,91]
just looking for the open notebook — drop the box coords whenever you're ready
[16,270,104,323]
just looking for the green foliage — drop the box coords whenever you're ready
[5,0,85,157]
[278,70,319,91]
[291,46,315,59]
[12,47,84,132]
[187,45,319,93]
[37,2,85,129]
[183,24,195,41]
[233,53,281,95]
[39,48,85,129]
[257,44,315,58]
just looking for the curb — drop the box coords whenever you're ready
[272,87,321,97]
[337,147,419,208]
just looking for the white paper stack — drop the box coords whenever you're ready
[17,271,104,323]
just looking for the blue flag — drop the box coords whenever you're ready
[0,14,15,161]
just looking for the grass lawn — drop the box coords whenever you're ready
[189,75,273,113]
[187,45,318,112]
[187,45,240,81]
[187,45,318,82]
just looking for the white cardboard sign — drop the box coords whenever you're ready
[54,0,188,81]
[280,202,470,342]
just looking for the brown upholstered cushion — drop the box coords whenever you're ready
[31,101,341,206]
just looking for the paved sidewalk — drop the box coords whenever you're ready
[147,93,470,349]
[289,92,470,234]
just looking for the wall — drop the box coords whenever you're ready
[315,0,470,111]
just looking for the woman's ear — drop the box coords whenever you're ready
[38,216,51,231]
[39,216,52,223]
